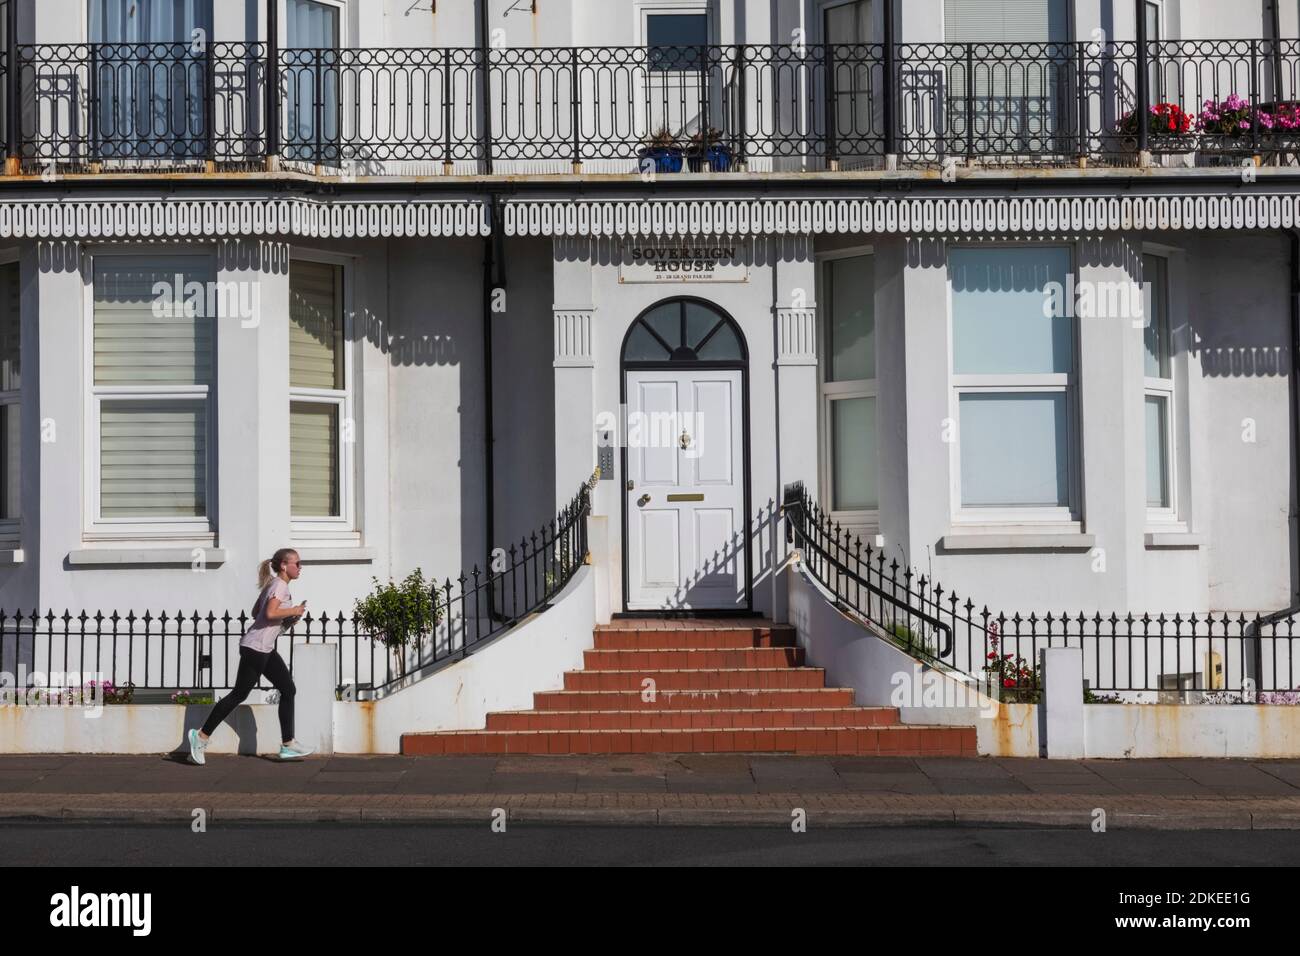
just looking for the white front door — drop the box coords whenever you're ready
[625,368,745,610]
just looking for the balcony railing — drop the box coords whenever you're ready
[4,38,1300,175]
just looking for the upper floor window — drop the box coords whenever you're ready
[950,246,1077,521]
[283,0,344,164]
[88,0,214,161]
[646,13,709,72]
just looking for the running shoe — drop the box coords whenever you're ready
[278,739,314,760]
[187,728,207,766]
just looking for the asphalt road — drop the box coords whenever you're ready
[4,823,1297,866]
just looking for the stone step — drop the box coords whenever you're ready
[581,647,804,671]
[593,625,797,650]
[485,706,901,731]
[562,667,827,692]
[533,687,858,710]
[401,724,977,756]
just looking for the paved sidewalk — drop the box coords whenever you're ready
[3,754,1300,828]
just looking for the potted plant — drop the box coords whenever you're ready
[686,127,733,172]
[637,127,683,174]
[353,569,441,677]
[1114,101,1197,154]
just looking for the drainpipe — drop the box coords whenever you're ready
[478,0,493,175]
[483,195,500,600]
[1269,0,1284,107]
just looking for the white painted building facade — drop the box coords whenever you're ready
[0,0,1294,645]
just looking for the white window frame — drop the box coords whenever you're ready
[82,247,217,540]
[1142,244,1183,527]
[817,243,879,531]
[947,242,1082,527]
[289,248,357,542]
[0,249,20,543]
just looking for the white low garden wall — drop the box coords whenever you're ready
[786,560,1037,757]
[0,645,337,756]
[333,565,595,754]
[786,559,1300,759]
[0,568,594,756]
[1085,703,1300,758]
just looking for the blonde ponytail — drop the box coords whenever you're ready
[256,548,299,591]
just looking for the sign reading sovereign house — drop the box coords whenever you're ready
[618,241,749,283]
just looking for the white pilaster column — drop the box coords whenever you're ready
[774,298,819,624]
[553,307,595,503]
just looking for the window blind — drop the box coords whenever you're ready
[100,400,207,518]
[93,257,214,386]
[290,260,343,391]
[943,0,1069,43]
[290,401,339,517]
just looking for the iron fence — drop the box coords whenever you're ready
[0,482,591,700]
[3,39,1299,173]
[783,481,1300,699]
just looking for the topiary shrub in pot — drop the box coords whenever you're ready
[354,569,441,678]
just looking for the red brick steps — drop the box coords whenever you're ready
[485,706,901,731]
[582,647,805,669]
[401,620,978,757]
[403,725,974,756]
[533,688,859,710]
[563,667,826,691]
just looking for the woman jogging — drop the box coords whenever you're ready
[188,549,314,764]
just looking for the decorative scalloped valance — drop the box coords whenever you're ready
[0,198,491,239]
[1,192,1296,240]
[502,195,1300,237]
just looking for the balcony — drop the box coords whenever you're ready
[2,39,1299,178]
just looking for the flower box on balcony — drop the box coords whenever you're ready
[1114,102,1198,156]
[685,128,733,173]
[638,128,684,174]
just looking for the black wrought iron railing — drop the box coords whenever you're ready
[4,38,1300,173]
[0,482,591,700]
[783,481,1300,700]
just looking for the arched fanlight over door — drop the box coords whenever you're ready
[622,299,745,363]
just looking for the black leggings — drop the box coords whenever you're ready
[201,647,296,743]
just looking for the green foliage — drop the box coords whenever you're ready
[353,569,440,651]
[1084,688,1122,704]
[889,622,938,659]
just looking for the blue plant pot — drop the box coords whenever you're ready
[687,144,733,172]
[638,146,683,174]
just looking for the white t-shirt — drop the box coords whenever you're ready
[241,577,292,653]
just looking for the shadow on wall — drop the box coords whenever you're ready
[626,500,780,612]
